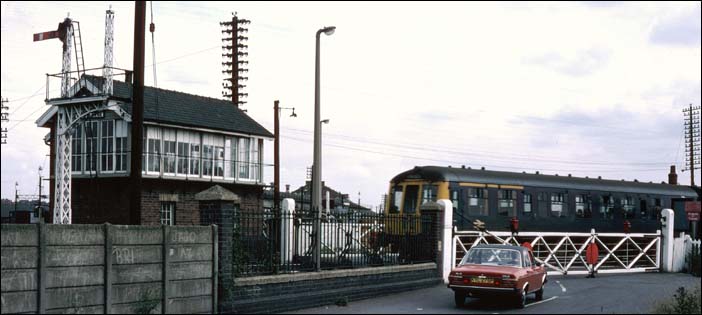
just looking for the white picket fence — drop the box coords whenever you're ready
[671,232,701,272]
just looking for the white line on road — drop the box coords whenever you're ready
[556,280,567,293]
[526,296,559,308]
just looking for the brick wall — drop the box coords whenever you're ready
[70,177,264,226]
[223,264,441,314]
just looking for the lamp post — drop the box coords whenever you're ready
[313,26,335,272]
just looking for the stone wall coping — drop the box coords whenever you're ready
[195,185,241,202]
[233,262,437,287]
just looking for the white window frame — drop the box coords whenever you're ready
[144,126,162,175]
[163,128,177,176]
[114,120,129,173]
[100,120,115,173]
[71,123,84,174]
[160,201,175,226]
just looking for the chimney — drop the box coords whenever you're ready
[668,165,677,185]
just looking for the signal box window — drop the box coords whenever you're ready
[550,193,567,217]
[575,195,592,218]
[523,193,532,214]
[403,185,419,214]
[160,202,175,226]
[467,188,488,216]
[498,189,516,217]
[600,196,615,220]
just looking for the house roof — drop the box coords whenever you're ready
[42,75,273,138]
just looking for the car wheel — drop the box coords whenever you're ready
[516,288,527,309]
[535,285,544,301]
[454,292,466,308]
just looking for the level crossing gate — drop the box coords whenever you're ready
[452,229,661,275]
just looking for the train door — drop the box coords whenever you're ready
[402,185,420,214]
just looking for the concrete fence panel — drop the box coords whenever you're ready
[1,223,217,314]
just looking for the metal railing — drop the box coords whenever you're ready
[233,210,437,277]
[453,229,661,275]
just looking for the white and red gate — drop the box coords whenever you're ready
[452,229,661,275]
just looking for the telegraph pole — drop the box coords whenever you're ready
[129,1,146,225]
[1,97,8,144]
[38,167,44,222]
[274,100,280,210]
[683,104,701,187]
[221,13,249,107]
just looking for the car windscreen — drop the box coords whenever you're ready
[460,248,522,267]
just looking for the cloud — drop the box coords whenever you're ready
[649,5,702,46]
[522,48,611,77]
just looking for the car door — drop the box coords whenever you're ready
[522,250,541,291]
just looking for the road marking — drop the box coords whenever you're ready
[556,280,566,293]
[525,296,558,308]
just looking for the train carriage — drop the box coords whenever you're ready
[386,166,700,234]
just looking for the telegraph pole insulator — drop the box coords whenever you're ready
[221,13,249,108]
[683,105,701,187]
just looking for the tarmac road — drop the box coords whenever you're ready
[286,273,700,314]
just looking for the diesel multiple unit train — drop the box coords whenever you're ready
[385,166,701,234]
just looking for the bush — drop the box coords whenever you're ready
[652,287,701,314]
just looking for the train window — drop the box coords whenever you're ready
[421,184,438,205]
[498,190,517,217]
[622,196,636,219]
[451,189,459,212]
[651,198,662,220]
[639,198,648,219]
[403,185,419,214]
[550,193,567,217]
[523,193,532,214]
[575,195,592,218]
[390,186,403,214]
[467,188,488,216]
[600,196,615,220]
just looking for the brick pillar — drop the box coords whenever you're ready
[196,185,240,313]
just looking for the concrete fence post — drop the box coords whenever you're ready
[37,222,46,314]
[162,224,171,314]
[438,199,453,284]
[661,208,675,272]
[281,198,295,265]
[104,223,113,314]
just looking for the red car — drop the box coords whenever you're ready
[448,244,547,309]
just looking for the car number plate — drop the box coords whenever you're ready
[471,277,493,284]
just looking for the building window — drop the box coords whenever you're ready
[189,133,200,176]
[467,188,488,216]
[115,120,128,172]
[214,136,224,178]
[550,192,566,217]
[71,125,83,173]
[100,120,114,172]
[421,184,438,205]
[498,189,516,217]
[177,132,190,176]
[163,128,176,175]
[225,137,237,179]
[160,202,175,226]
[202,144,213,177]
[575,195,592,218]
[145,126,161,173]
[600,195,615,220]
[622,196,635,219]
[523,193,532,214]
[85,121,99,173]
[238,137,250,179]
[251,139,260,181]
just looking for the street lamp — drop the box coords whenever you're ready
[313,25,335,272]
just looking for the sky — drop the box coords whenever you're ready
[1,1,701,210]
